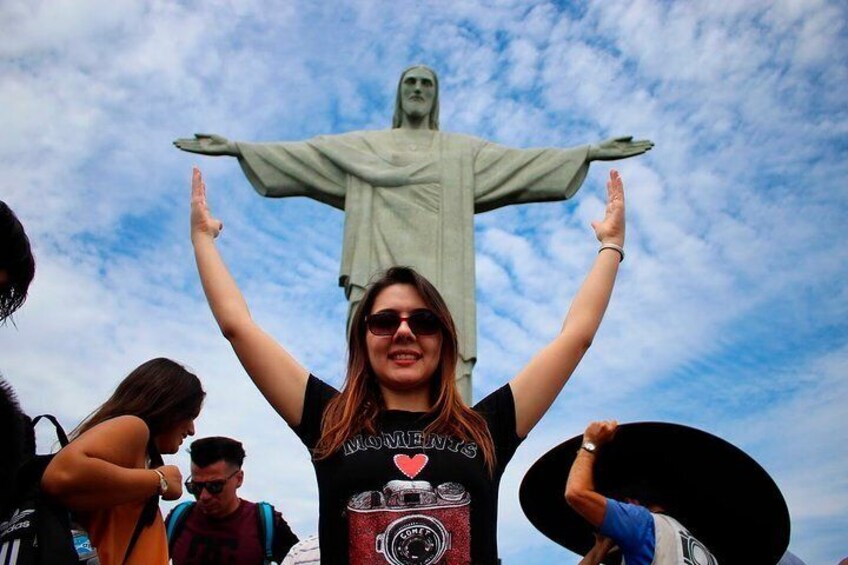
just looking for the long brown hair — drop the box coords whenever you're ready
[314,267,496,473]
[71,358,205,445]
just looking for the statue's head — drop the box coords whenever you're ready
[392,65,439,130]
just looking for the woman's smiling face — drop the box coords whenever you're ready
[155,417,196,454]
[366,283,443,403]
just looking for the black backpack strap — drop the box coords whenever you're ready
[122,437,165,563]
[31,414,70,447]
[122,494,159,563]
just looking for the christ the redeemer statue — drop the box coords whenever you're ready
[175,65,653,402]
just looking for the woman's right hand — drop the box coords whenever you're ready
[191,167,223,242]
[188,165,309,428]
[156,465,183,500]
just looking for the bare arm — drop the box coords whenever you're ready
[510,170,625,438]
[565,420,618,528]
[191,167,309,426]
[578,535,616,565]
[41,416,180,511]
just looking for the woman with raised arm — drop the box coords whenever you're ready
[42,358,205,564]
[190,166,625,564]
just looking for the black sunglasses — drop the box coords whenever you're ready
[365,310,441,336]
[185,470,239,496]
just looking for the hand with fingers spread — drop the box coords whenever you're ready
[588,136,654,161]
[592,170,625,249]
[510,169,626,437]
[190,167,223,242]
[188,166,310,429]
[175,133,239,157]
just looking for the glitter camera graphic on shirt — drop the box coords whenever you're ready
[347,479,471,565]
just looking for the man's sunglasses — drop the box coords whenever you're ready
[184,470,239,496]
[365,310,441,336]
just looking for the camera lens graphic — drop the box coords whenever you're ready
[378,514,449,565]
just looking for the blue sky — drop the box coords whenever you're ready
[1,1,846,562]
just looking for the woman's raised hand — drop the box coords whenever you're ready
[591,169,625,247]
[510,170,626,438]
[191,167,223,241]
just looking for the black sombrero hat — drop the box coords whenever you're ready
[519,422,790,565]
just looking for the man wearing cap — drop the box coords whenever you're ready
[565,420,718,565]
[165,436,299,564]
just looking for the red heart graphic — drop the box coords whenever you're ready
[393,454,429,479]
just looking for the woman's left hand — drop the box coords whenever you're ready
[156,464,183,500]
[591,170,625,247]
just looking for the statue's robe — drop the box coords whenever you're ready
[236,129,589,395]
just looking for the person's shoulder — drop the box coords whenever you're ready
[306,373,340,398]
[227,497,256,512]
[251,500,293,533]
[473,382,513,412]
[165,500,195,523]
[242,499,278,515]
[85,415,150,440]
[608,498,652,519]
[71,416,151,465]
[602,498,654,532]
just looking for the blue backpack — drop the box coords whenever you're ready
[165,501,275,564]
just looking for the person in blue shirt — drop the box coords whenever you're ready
[565,420,718,565]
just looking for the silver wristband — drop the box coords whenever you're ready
[599,242,624,262]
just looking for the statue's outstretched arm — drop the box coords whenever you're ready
[173,133,240,157]
[588,136,654,161]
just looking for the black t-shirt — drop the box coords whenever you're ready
[292,375,522,565]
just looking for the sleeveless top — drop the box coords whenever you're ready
[80,500,168,565]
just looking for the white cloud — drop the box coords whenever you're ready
[2,1,847,563]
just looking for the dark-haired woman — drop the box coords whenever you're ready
[42,357,206,564]
[0,200,36,324]
[190,166,625,563]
